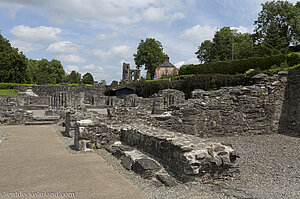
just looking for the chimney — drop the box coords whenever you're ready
[166,57,169,62]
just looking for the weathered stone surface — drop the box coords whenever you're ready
[121,156,134,170]
[156,174,177,187]
[132,158,162,179]
[121,124,240,182]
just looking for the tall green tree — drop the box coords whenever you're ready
[134,38,168,79]
[82,72,94,84]
[0,32,27,83]
[195,40,213,63]
[26,59,66,84]
[195,27,255,63]
[67,71,81,84]
[254,0,299,55]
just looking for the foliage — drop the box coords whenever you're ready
[0,83,36,89]
[254,1,299,55]
[0,33,27,83]
[0,89,21,97]
[67,71,81,84]
[129,74,253,99]
[195,27,255,63]
[179,54,300,76]
[82,72,94,84]
[134,38,168,79]
[26,59,66,84]
[110,80,119,86]
[265,63,300,75]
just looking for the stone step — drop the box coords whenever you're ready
[25,121,56,125]
[32,116,60,121]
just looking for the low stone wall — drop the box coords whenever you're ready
[152,89,185,114]
[74,120,239,182]
[121,124,239,182]
[153,74,287,137]
[0,107,33,125]
[74,120,122,151]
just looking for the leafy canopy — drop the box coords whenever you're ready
[254,0,300,55]
[82,72,94,84]
[195,27,255,63]
[0,32,27,83]
[134,38,168,79]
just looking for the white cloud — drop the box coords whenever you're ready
[97,32,118,41]
[181,25,216,43]
[57,54,86,64]
[66,65,79,73]
[174,61,185,68]
[186,57,199,64]
[46,41,81,54]
[10,40,43,53]
[143,7,184,23]
[93,45,133,62]
[2,0,186,25]
[143,7,166,22]
[10,25,61,43]
[231,26,251,34]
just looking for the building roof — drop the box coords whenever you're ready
[158,58,176,68]
[112,86,135,91]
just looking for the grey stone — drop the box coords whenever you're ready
[121,156,133,170]
[156,174,177,187]
[132,158,162,179]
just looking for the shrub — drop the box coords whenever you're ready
[128,74,253,99]
[179,54,293,75]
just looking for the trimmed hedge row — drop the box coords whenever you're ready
[179,54,300,75]
[129,74,253,99]
[0,83,36,89]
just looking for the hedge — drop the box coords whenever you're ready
[179,53,300,76]
[0,83,36,89]
[128,74,253,99]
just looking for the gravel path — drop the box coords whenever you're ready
[55,124,299,199]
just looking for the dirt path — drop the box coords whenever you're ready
[0,125,147,199]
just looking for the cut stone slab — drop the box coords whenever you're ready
[132,158,162,179]
[156,174,177,187]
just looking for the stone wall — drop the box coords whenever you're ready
[152,89,185,114]
[278,70,300,137]
[152,74,288,137]
[73,120,239,182]
[74,120,122,150]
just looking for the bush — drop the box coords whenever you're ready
[0,83,36,89]
[128,74,253,99]
[179,54,297,75]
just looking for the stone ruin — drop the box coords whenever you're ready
[121,62,141,84]
[0,70,299,185]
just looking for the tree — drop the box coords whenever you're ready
[67,71,81,84]
[26,59,67,84]
[110,80,118,86]
[195,27,255,63]
[82,72,94,84]
[0,32,27,83]
[100,80,106,85]
[134,38,168,79]
[195,40,213,63]
[254,1,299,55]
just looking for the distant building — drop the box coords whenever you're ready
[155,57,178,79]
[112,86,135,99]
[121,63,141,84]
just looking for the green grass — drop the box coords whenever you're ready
[0,89,21,97]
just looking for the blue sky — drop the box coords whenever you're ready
[0,0,297,83]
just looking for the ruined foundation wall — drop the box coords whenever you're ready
[154,74,291,137]
[278,70,300,137]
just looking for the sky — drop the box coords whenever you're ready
[0,0,298,83]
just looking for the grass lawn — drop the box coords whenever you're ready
[0,89,21,97]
